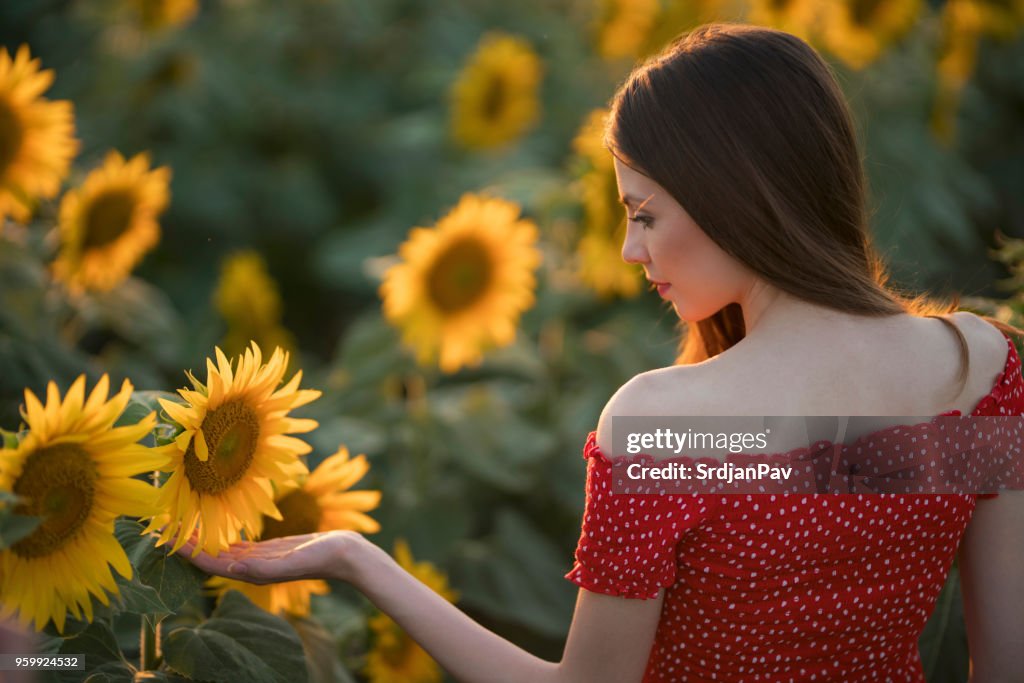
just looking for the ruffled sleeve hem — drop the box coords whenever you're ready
[564,564,666,600]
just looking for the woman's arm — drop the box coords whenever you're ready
[958,490,1024,682]
[178,531,663,683]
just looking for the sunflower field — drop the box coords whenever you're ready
[0,0,1022,681]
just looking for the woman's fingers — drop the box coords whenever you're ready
[167,532,330,583]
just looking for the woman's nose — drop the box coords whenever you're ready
[621,224,649,265]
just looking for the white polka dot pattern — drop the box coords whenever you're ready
[566,335,1024,682]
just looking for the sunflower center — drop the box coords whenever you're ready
[425,238,494,313]
[184,401,260,494]
[260,489,321,540]
[82,189,137,250]
[481,75,507,122]
[11,444,98,559]
[0,100,22,180]
[850,0,884,27]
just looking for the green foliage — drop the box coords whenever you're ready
[57,621,135,683]
[162,591,310,683]
[920,564,969,683]
[452,509,575,639]
[0,490,40,550]
[0,233,92,428]
[289,615,360,683]
[114,520,205,615]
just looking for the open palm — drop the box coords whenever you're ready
[175,530,358,584]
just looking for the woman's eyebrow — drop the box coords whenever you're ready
[619,193,656,212]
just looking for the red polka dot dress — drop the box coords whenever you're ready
[566,335,1024,682]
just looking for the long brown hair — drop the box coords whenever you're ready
[606,23,1022,393]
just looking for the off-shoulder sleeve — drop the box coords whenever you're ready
[977,336,1024,500]
[564,433,716,599]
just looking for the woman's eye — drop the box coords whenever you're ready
[628,214,654,229]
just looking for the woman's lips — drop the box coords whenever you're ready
[652,282,671,297]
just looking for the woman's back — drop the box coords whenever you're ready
[623,310,1010,428]
[569,311,1022,681]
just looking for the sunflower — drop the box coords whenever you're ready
[746,0,821,41]
[966,0,1024,40]
[364,539,458,683]
[130,0,200,30]
[0,376,171,632]
[380,194,541,373]
[577,228,643,298]
[594,0,661,60]
[214,250,296,360]
[144,342,321,557]
[52,150,171,294]
[818,0,923,70]
[931,0,986,142]
[450,33,543,150]
[572,109,613,172]
[215,251,283,332]
[931,0,1024,141]
[0,45,78,226]
[640,0,736,56]
[207,445,381,616]
[576,166,644,298]
[571,113,643,298]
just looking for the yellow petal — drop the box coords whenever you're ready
[159,398,196,428]
[194,428,209,461]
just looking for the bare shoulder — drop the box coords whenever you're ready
[948,311,1009,353]
[948,310,1011,378]
[595,365,713,456]
[912,311,1011,412]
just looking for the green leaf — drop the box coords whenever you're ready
[115,391,184,434]
[116,393,184,450]
[115,519,204,613]
[162,590,310,683]
[57,621,133,683]
[288,615,358,683]
[308,592,371,655]
[80,278,185,366]
[114,399,157,430]
[313,217,407,292]
[0,510,40,550]
[432,386,554,492]
[130,390,184,417]
[82,662,136,683]
[112,574,172,618]
[0,426,19,448]
[452,509,575,639]
[328,312,410,397]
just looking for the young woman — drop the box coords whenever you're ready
[180,24,1024,682]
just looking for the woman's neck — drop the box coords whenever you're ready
[735,287,897,350]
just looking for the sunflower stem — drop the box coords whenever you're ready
[140,616,160,671]
[142,471,161,671]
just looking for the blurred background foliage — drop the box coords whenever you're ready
[1,0,1023,680]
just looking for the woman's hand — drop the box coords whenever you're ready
[174,529,365,584]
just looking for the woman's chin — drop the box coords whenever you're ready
[669,299,705,324]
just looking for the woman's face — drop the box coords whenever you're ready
[613,156,753,322]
